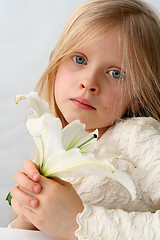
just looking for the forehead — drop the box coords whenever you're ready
[74,27,124,65]
[71,24,124,52]
[86,27,122,49]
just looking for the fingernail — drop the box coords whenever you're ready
[30,199,37,208]
[33,184,40,193]
[32,172,39,181]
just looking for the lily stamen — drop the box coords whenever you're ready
[115,158,137,168]
[66,132,83,151]
[77,134,97,149]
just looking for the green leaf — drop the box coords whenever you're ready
[6,192,12,206]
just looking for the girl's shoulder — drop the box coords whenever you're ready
[98,117,160,159]
[99,117,160,144]
[97,117,160,206]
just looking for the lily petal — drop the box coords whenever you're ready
[26,114,63,159]
[26,117,45,168]
[62,120,98,152]
[94,148,122,164]
[15,91,50,117]
[43,149,136,200]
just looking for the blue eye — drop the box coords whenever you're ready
[108,70,123,79]
[73,56,87,65]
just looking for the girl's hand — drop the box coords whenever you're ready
[10,160,41,229]
[11,160,84,240]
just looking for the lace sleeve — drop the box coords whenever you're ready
[73,117,160,240]
[75,204,160,240]
[99,117,160,205]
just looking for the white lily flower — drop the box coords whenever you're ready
[15,91,50,117]
[26,114,111,176]
[16,92,136,200]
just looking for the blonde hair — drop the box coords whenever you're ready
[36,0,160,126]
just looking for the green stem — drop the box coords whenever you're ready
[6,192,12,206]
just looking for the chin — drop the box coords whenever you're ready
[64,114,89,127]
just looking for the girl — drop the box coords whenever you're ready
[9,0,160,239]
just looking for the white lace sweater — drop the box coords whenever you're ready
[9,117,160,240]
[67,117,160,240]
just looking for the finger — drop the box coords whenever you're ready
[51,176,72,187]
[23,160,40,181]
[10,185,39,208]
[22,207,37,228]
[11,197,29,222]
[14,172,41,194]
[39,175,72,191]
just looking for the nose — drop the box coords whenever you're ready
[79,70,100,94]
[81,83,97,93]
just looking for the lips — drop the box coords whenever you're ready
[71,97,96,110]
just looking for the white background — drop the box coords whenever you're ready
[0,0,159,227]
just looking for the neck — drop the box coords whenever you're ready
[85,126,110,140]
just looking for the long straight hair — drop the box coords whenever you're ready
[36,0,160,126]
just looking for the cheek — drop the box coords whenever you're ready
[54,77,66,107]
[102,88,129,113]
[54,79,61,102]
[55,69,67,98]
[55,64,73,95]
[101,88,118,108]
